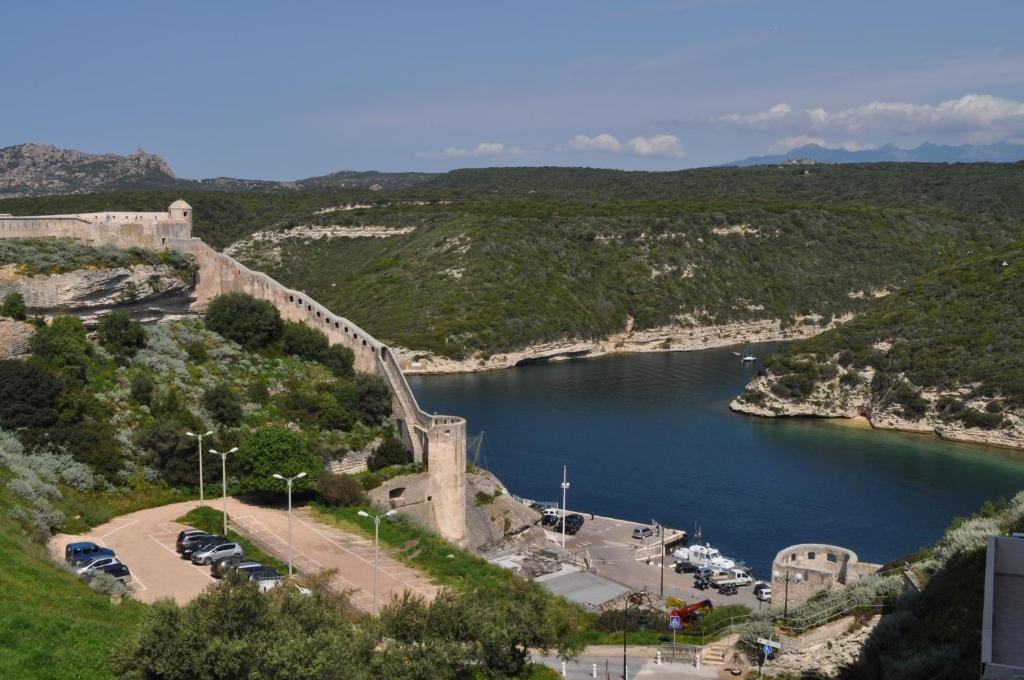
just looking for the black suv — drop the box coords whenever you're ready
[554,514,585,535]
[181,535,226,559]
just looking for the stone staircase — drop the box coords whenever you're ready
[701,644,728,666]
[379,350,426,463]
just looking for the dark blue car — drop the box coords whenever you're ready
[65,541,114,565]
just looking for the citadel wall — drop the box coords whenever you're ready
[0,202,467,545]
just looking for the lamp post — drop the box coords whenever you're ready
[186,431,213,504]
[273,472,307,576]
[772,567,803,618]
[358,509,397,616]
[560,465,570,550]
[209,447,237,536]
[622,590,652,680]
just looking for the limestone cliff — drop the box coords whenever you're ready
[731,363,1024,450]
[0,263,194,324]
[0,318,35,358]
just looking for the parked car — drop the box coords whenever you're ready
[249,567,283,592]
[675,561,697,574]
[754,583,772,602]
[541,509,561,526]
[554,514,585,535]
[180,535,226,559]
[176,529,210,552]
[718,583,739,596]
[65,542,109,564]
[632,526,654,540]
[192,542,243,565]
[212,557,262,579]
[88,563,132,585]
[69,547,116,568]
[76,556,120,576]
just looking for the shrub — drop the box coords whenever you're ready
[97,311,147,358]
[0,360,63,429]
[1,291,27,320]
[28,315,92,384]
[203,383,243,427]
[368,437,409,471]
[353,374,392,425]
[321,344,355,378]
[183,340,208,363]
[129,372,155,406]
[235,426,321,494]
[281,321,355,377]
[87,572,130,597]
[961,408,1003,429]
[136,418,205,487]
[316,473,366,507]
[204,293,283,350]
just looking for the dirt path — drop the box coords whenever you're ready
[50,498,439,611]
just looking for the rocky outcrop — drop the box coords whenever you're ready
[0,318,35,358]
[398,315,849,374]
[0,143,177,198]
[732,365,1024,450]
[771,615,881,678]
[0,263,194,324]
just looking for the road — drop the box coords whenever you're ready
[49,498,438,611]
[532,653,720,679]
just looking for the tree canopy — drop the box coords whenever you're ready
[235,426,321,494]
[205,293,283,350]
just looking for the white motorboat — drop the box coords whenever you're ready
[741,354,756,363]
[671,543,737,570]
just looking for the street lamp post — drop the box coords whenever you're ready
[560,465,570,550]
[209,447,237,536]
[186,431,213,504]
[273,472,307,576]
[772,567,803,618]
[358,509,397,616]
[621,590,651,680]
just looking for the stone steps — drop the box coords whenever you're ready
[701,644,727,665]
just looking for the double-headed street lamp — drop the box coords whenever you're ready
[273,472,307,576]
[186,431,213,504]
[358,509,397,616]
[772,567,803,618]
[560,465,570,549]
[209,447,237,535]
[621,589,653,680]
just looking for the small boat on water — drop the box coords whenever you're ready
[730,351,742,357]
[741,354,756,363]
[671,543,737,570]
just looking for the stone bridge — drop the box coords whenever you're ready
[0,201,467,544]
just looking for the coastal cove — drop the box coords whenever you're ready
[409,343,1024,577]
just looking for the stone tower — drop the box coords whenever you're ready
[168,199,193,226]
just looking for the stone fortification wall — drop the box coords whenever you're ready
[771,543,879,608]
[0,203,467,545]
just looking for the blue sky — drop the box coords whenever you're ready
[4,1,1023,178]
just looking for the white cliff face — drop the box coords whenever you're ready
[0,263,193,324]
[731,365,1024,450]
[0,318,35,358]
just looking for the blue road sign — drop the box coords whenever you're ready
[669,615,682,630]
[763,644,773,657]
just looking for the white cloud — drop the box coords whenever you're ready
[569,133,623,153]
[714,94,1024,144]
[628,134,686,157]
[568,132,685,158]
[767,136,877,154]
[423,142,524,159]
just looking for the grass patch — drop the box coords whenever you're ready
[0,475,145,679]
[57,480,193,534]
[175,506,288,573]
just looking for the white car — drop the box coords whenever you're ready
[191,542,243,565]
[76,556,120,576]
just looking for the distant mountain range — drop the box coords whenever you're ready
[731,142,1024,166]
[0,143,436,198]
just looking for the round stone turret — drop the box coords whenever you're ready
[168,199,192,223]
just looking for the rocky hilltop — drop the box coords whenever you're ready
[731,244,1024,449]
[0,143,179,198]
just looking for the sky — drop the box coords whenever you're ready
[3,1,1023,179]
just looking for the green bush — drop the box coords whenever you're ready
[202,383,243,427]
[282,321,355,377]
[204,293,283,350]
[0,360,63,429]
[368,437,409,471]
[1,292,27,320]
[129,373,154,406]
[28,315,92,384]
[97,311,147,359]
[235,426,321,494]
[961,408,1003,430]
[316,473,366,507]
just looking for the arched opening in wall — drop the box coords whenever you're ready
[389,487,406,500]
[371,347,376,354]
[362,340,366,346]
[316,311,321,318]
[827,553,838,563]
[289,295,294,303]
[807,551,816,560]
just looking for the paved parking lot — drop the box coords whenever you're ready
[50,498,439,611]
[554,513,763,610]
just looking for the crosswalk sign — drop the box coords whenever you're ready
[669,615,682,630]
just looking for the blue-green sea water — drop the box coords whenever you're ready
[409,343,1024,576]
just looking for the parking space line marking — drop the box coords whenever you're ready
[100,519,139,539]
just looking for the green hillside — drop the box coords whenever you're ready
[2,163,1023,358]
[740,243,1024,420]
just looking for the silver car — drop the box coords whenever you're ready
[76,556,120,576]
[191,542,243,565]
